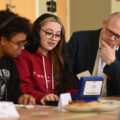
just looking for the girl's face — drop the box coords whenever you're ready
[0,33,26,57]
[39,21,61,56]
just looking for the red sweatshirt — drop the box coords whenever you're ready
[14,50,77,104]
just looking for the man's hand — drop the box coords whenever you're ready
[40,94,59,105]
[18,94,35,105]
[99,40,117,65]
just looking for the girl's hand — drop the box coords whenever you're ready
[40,94,59,105]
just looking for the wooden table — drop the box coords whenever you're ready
[2,97,120,120]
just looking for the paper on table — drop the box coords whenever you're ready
[58,93,72,111]
[77,70,91,79]
[0,102,19,118]
[15,104,34,109]
[15,104,49,109]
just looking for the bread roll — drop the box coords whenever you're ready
[68,101,101,106]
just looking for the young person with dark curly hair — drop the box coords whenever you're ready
[0,10,35,104]
[14,13,79,105]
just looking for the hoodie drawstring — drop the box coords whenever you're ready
[42,56,54,91]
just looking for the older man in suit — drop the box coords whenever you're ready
[67,12,120,96]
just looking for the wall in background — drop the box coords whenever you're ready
[36,0,57,18]
[0,0,120,41]
[69,0,111,37]
[0,0,35,22]
[57,0,67,40]
[68,0,120,39]
[111,0,120,13]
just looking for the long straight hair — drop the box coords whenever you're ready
[25,13,69,93]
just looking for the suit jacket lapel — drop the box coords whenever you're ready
[87,29,101,74]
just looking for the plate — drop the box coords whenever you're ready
[99,99,120,105]
[63,102,118,112]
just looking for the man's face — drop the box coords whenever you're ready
[101,17,120,48]
[1,33,27,57]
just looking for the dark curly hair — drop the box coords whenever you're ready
[0,10,31,40]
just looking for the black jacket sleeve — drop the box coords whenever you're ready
[104,48,120,96]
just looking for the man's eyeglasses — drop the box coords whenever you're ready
[106,26,120,42]
[9,40,27,48]
[40,28,61,41]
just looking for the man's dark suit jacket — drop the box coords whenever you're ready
[67,29,120,96]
